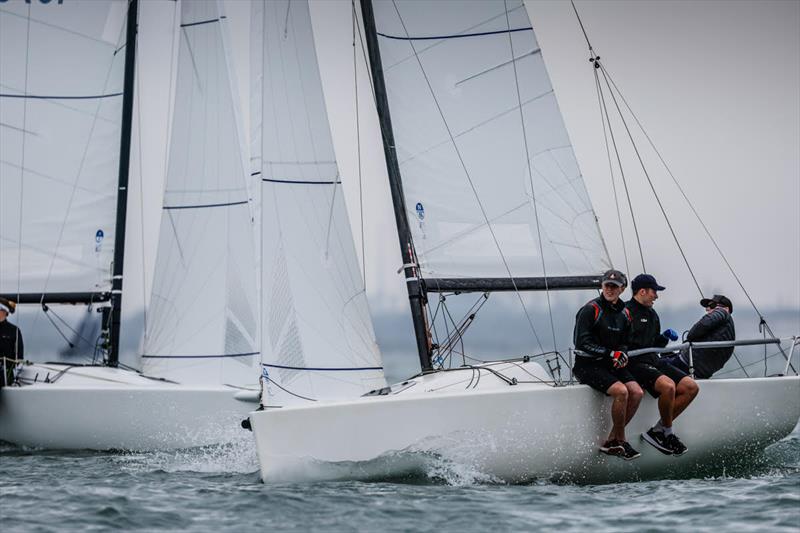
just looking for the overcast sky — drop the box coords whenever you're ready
[127,0,799,323]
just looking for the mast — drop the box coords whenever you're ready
[360,0,432,372]
[108,0,139,367]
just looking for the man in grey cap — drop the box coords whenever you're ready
[661,295,735,379]
[573,269,643,460]
[0,297,24,388]
[625,274,698,456]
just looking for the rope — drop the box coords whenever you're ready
[389,0,546,354]
[503,0,559,354]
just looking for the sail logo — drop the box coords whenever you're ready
[95,229,104,252]
[415,202,425,220]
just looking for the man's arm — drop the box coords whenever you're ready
[653,314,669,348]
[16,328,23,360]
[686,309,726,341]
[573,306,609,358]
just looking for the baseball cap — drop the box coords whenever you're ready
[0,297,15,314]
[601,269,627,287]
[700,294,733,313]
[631,274,666,292]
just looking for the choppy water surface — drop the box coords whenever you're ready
[1,432,798,532]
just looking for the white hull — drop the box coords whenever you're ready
[249,362,800,483]
[0,363,258,450]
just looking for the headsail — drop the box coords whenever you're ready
[142,0,258,385]
[0,0,129,296]
[369,0,611,280]
[253,0,385,405]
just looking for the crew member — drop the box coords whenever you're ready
[662,295,735,379]
[0,297,24,388]
[573,269,643,460]
[625,274,699,456]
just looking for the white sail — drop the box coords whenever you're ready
[142,0,258,385]
[253,0,385,405]
[371,0,611,279]
[0,0,128,295]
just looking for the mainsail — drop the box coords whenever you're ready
[0,0,129,296]
[252,0,385,404]
[142,0,258,385]
[369,0,611,280]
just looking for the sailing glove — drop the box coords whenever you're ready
[662,328,679,341]
[611,350,628,368]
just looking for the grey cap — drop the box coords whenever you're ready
[601,269,628,287]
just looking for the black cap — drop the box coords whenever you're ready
[631,274,666,293]
[601,269,627,287]
[700,294,733,313]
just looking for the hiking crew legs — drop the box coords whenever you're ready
[654,375,676,427]
[673,376,700,419]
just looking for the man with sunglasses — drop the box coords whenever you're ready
[661,295,735,379]
[625,274,699,456]
[573,269,643,460]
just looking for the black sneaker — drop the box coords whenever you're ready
[666,433,688,456]
[599,439,625,457]
[641,428,673,455]
[620,441,641,461]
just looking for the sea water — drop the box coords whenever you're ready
[1,430,798,532]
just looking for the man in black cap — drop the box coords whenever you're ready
[573,269,643,460]
[625,274,699,456]
[0,297,24,388]
[661,295,735,379]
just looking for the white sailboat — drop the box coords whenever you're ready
[0,0,259,450]
[248,0,800,483]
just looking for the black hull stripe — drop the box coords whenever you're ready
[163,200,248,210]
[143,352,258,359]
[0,92,123,100]
[377,26,532,41]
[262,363,382,372]
[262,178,341,185]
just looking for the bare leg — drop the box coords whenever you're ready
[606,381,629,442]
[673,376,699,419]
[624,381,644,426]
[652,375,676,428]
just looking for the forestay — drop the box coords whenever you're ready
[143,0,258,385]
[0,0,128,295]
[371,0,610,279]
[252,0,385,405]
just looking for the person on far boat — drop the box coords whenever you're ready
[625,274,699,456]
[661,295,735,379]
[0,297,24,388]
[572,269,643,461]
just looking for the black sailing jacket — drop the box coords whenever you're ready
[681,308,735,378]
[625,298,669,365]
[573,295,631,360]
[0,319,24,360]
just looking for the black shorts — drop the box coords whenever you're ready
[573,357,636,394]
[628,360,689,397]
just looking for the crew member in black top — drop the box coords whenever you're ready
[0,297,24,388]
[625,274,699,456]
[573,269,643,460]
[662,294,736,379]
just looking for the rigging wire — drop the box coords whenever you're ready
[15,3,31,353]
[503,0,558,355]
[593,66,630,276]
[389,0,546,355]
[597,64,703,295]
